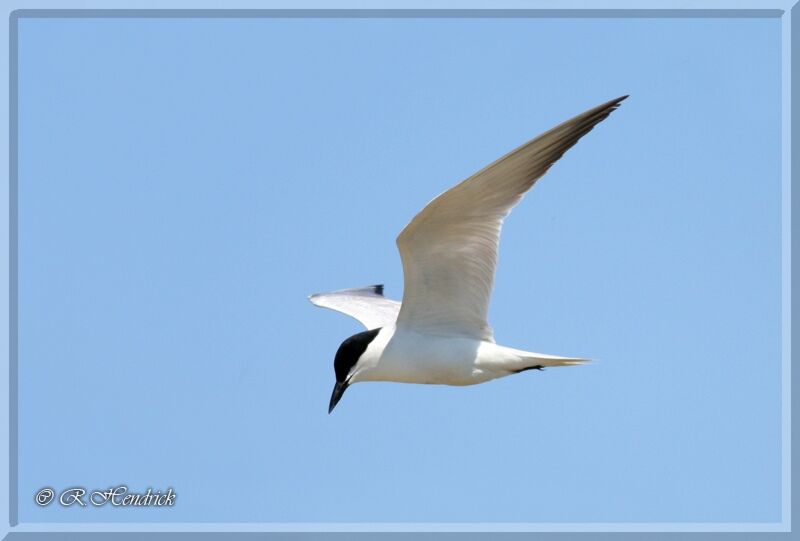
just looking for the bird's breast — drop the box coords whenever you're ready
[357,329,493,385]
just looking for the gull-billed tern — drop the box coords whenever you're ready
[310,96,627,413]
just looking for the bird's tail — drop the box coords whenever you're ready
[483,343,590,374]
[511,350,590,372]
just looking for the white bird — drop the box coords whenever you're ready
[310,96,627,413]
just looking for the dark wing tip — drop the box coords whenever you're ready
[515,94,628,185]
[371,284,385,296]
[606,95,629,107]
[595,94,629,115]
[587,95,628,119]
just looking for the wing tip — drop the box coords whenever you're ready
[606,95,628,115]
[592,94,628,117]
[609,94,629,106]
[307,284,385,303]
[594,94,629,117]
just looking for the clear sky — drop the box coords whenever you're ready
[16,15,781,523]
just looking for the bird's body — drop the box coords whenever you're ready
[311,96,627,412]
[351,325,586,386]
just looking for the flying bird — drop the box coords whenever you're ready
[310,95,627,413]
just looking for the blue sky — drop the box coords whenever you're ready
[16,16,781,523]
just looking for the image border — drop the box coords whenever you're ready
[1,2,794,538]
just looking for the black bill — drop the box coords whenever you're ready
[328,380,349,414]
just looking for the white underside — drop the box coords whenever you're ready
[349,326,587,386]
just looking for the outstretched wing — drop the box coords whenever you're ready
[308,285,401,330]
[395,96,627,340]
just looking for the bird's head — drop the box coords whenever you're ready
[328,327,382,414]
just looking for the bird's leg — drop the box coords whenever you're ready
[514,364,545,373]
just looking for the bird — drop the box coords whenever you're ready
[310,95,627,413]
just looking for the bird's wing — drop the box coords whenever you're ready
[308,285,401,330]
[395,96,627,340]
